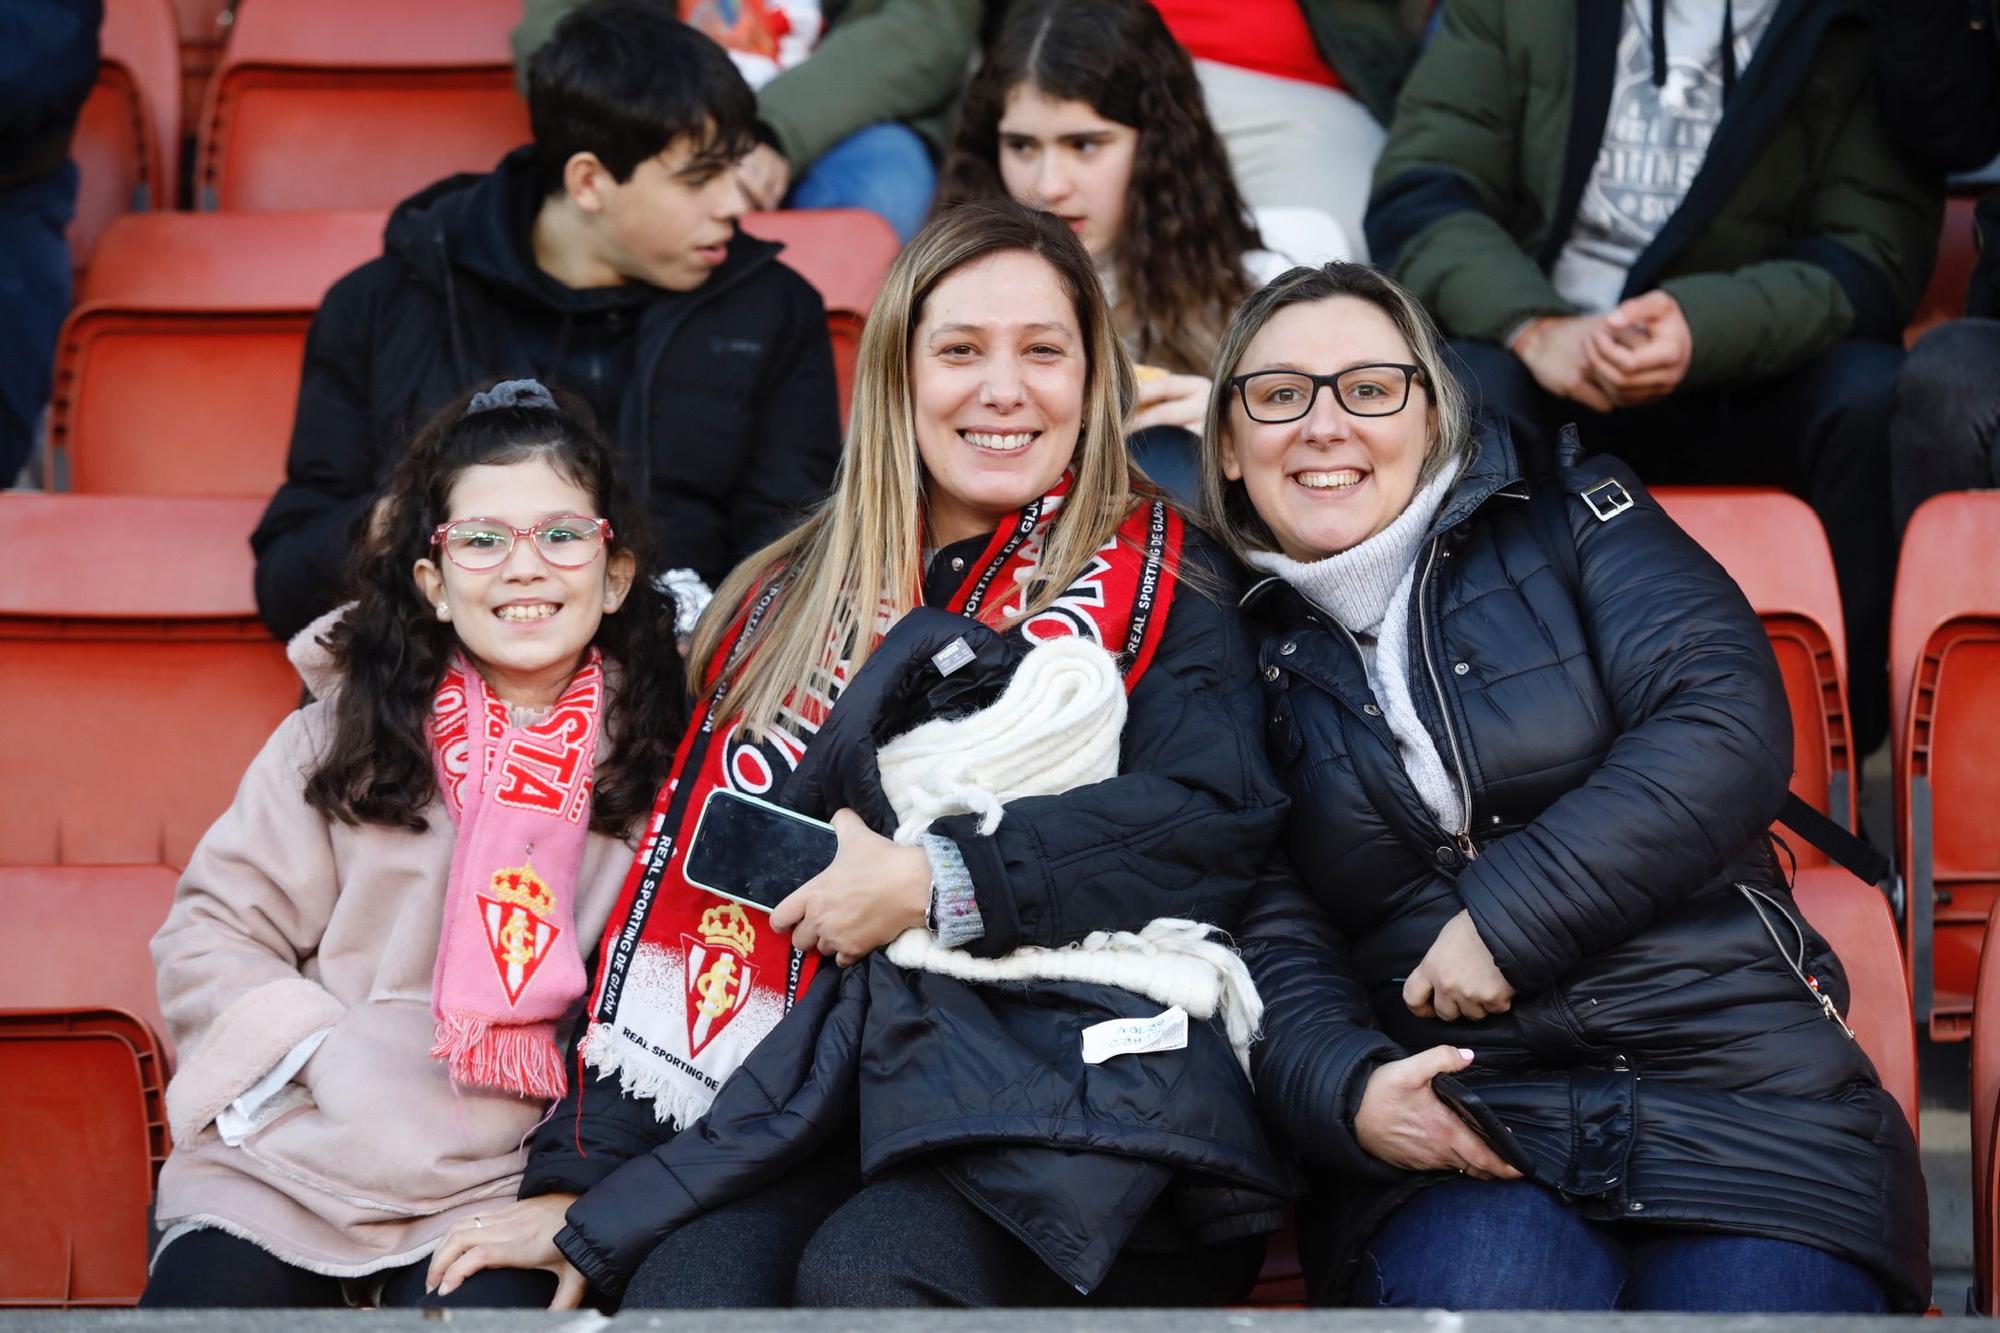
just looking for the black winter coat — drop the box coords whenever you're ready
[523,532,1294,1300]
[250,147,842,640]
[1238,424,1929,1309]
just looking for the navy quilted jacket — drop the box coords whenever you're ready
[1238,422,1929,1309]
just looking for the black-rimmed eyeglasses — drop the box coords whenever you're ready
[1228,363,1424,423]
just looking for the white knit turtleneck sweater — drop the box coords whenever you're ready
[1248,458,1466,832]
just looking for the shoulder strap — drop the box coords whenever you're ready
[1520,442,1888,887]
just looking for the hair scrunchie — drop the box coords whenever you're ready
[465,378,558,416]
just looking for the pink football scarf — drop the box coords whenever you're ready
[428,652,604,1098]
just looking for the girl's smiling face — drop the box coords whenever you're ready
[413,455,635,706]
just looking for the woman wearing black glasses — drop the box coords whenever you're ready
[1197,263,1927,1313]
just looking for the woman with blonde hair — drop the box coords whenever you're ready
[427,199,1291,1309]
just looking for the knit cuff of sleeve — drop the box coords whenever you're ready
[922,832,984,948]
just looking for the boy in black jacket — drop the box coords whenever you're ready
[252,0,841,641]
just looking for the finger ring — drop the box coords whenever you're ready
[1456,1167,1466,1176]
[472,1216,485,1228]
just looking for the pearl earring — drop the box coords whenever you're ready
[435,602,450,621]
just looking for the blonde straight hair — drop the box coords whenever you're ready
[688,200,1142,738]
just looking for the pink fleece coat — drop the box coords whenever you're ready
[151,620,638,1275]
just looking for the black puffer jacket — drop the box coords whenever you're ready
[525,532,1294,1300]
[251,146,841,640]
[1239,423,1929,1309]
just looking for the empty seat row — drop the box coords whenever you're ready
[45,206,898,496]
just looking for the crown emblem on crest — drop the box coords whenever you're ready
[488,863,555,918]
[699,902,756,957]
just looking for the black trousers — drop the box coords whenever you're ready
[1449,336,1901,756]
[140,1226,559,1309]
[621,1145,1267,1309]
[1891,318,2000,533]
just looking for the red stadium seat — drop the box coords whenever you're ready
[171,0,232,139]
[1894,491,2000,1040]
[0,866,178,1056]
[1907,195,1980,348]
[1791,866,1919,1138]
[195,0,528,212]
[49,209,385,496]
[742,208,901,424]
[1974,909,2000,1312]
[0,1009,168,1307]
[69,0,183,271]
[1653,488,1855,863]
[0,493,298,868]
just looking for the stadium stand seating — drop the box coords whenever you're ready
[49,208,385,496]
[741,208,901,424]
[1894,491,2000,1041]
[70,0,182,272]
[0,865,177,1052]
[1654,487,1856,862]
[172,0,232,138]
[1973,908,2000,1313]
[0,1008,167,1307]
[0,864,180,1307]
[194,0,529,212]
[1908,194,1981,347]
[1792,866,1920,1137]
[0,493,298,868]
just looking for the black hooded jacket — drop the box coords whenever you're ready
[1237,423,1929,1309]
[520,532,1295,1301]
[250,147,841,641]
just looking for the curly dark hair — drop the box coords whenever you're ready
[303,383,686,838]
[936,0,1263,376]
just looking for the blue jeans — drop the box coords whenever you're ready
[787,122,936,243]
[1353,1178,1889,1313]
[0,161,77,485]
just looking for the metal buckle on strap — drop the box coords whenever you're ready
[1581,478,1634,522]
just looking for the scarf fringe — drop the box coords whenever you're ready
[884,917,1263,1074]
[430,1013,566,1100]
[578,1022,715,1131]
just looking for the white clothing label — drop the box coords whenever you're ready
[932,637,976,677]
[1080,1005,1189,1064]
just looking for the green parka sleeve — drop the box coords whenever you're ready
[511,0,981,173]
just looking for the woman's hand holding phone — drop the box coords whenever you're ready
[1354,1046,1522,1181]
[769,809,932,966]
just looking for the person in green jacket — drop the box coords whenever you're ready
[514,0,982,241]
[1365,0,1941,758]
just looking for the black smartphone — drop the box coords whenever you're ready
[683,789,839,913]
[1430,1071,1534,1177]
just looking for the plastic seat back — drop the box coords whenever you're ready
[1653,488,1854,862]
[0,495,298,867]
[69,0,182,271]
[1973,909,2000,1312]
[0,1009,167,1307]
[0,866,178,1054]
[1907,195,1980,346]
[1791,866,1919,1136]
[1894,492,2000,1039]
[51,210,385,495]
[196,0,527,211]
[741,209,901,423]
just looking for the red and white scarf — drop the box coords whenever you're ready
[580,482,1183,1127]
[428,653,604,1099]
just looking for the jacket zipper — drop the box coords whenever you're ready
[1417,537,1478,861]
[1735,881,1856,1039]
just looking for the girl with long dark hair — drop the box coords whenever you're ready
[938,0,1348,447]
[143,383,686,1308]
